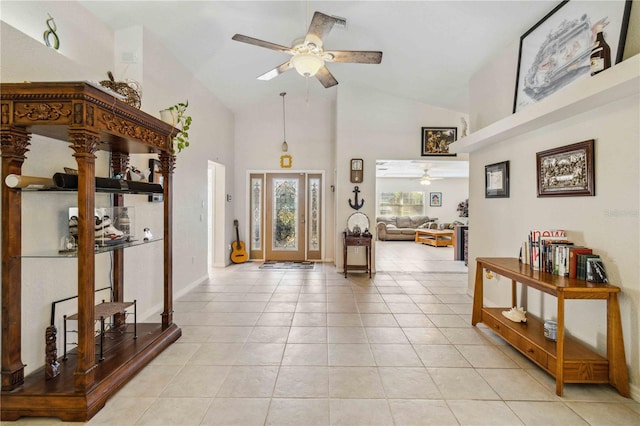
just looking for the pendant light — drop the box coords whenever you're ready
[280,92,288,152]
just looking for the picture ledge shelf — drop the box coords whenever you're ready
[450,54,640,154]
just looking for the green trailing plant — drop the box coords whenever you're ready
[165,100,192,153]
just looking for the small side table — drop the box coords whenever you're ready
[343,232,372,278]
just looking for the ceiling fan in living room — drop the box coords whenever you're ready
[419,169,443,186]
[231,11,383,88]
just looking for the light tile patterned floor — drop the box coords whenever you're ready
[12,242,640,425]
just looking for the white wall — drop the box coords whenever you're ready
[234,95,336,261]
[376,177,468,223]
[1,1,234,375]
[467,3,640,398]
[335,84,468,270]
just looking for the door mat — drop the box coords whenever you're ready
[259,261,315,270]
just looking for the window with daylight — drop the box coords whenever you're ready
[378,192,425,216]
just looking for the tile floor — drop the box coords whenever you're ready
[11,242,640,425]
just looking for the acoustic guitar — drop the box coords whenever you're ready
[231,219,248,264]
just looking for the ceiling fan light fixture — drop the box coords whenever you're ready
[420,178,431,186]
[291,53,324,77]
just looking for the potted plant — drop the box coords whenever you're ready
[160,100,192,153]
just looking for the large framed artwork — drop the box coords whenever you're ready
[421,127,457,156]
[513,0,632,113]
[536,140,594,197]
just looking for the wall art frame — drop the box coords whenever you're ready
[513,0,632,113]
[148,158,164,203]
[421,127,457,156]
[536,139,595,197]
[280,154,292,169]
[485,161,510,198]
[429,192,442,207]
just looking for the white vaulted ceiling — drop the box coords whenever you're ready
[78,0,555,114]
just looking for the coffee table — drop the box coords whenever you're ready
[415,229,454,247]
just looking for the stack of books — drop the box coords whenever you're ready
[519,229,607,282]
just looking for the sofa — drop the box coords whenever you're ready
[376,215,438,241]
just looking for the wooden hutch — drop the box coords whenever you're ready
[0,82,182,421]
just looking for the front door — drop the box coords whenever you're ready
[265,173,306,261]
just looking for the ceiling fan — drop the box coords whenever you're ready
[232,11,383,88]
[419,169,443,186]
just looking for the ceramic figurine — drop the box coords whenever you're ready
[143,228,153,241]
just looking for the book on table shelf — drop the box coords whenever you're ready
[524,229,566,271]
[577,253,601,281]
[520,230,609,282]
[586,257,608,283]
[568,247,593,278]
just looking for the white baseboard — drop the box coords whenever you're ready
[629,382,640,402]
[138,274,209,322]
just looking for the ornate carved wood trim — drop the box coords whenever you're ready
[13,102,73,124]
[68,130,99,159]
[0,127,30,391]
[110,152,129,176]
[0,127,31,160]
[159,152,177,174]
[97,111,168,150]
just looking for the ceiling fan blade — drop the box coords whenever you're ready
[315,65,338,88]
[232,34,293,54]
[257,61,293,81]
[305,12,337,47]
[324,50,383,64]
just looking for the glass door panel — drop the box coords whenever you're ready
[265,173,305,261]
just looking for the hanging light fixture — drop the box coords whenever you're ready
[280,92,288,152]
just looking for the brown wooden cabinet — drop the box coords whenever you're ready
[1,82,182,421]
[472,257,629,397]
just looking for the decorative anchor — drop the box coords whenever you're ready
[349,186,365,210]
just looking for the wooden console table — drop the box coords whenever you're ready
[343,233,372,278]
[472,257,629,397]
[415,229,453,247]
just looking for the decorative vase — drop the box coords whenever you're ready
[160,109,176,126]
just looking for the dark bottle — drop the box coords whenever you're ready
[590,26,611,76]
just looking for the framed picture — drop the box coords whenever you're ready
[429,192,442,207]
[513,0,632,113]
[536,140,594,197]
[485,161,510,198]
[148,158,164,203]
[421,127,457,156]
[280,154,292,168]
